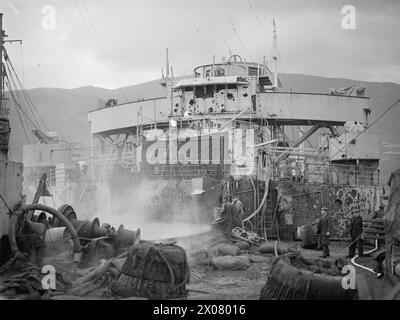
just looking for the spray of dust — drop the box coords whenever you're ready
[80,177,213,248]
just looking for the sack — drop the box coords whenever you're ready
[234,241,250,251]
[212,255,250,271]
[211,243,241,256]
[249,254,271,263]
[259,242,288,254]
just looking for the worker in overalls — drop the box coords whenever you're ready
[232,197,245,229]
[219,195,233,239]
[347,208,364,258]
[317,207,331,258]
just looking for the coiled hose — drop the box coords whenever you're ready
[8,204,82,262]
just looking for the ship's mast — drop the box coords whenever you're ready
[0,13,5,118]
[0,13,23,161]
[272,19,278,90]
[0,13,8,161]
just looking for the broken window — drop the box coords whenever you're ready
[214,67,225,77]
[248,67,258,76]
[195,86,205,98]
[205,85,214,98]
[216,84,225,94]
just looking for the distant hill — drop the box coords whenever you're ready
[6,73,400,182]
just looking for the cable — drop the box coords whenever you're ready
[222,37,232,56]
[0,193,12,214]
[4,74,41,133]
[5,52,48,131]
[74,0,129,102]
[19,41,25,86]
[329,98,400,161]
[246,0,288,89]
[230,21,254,62]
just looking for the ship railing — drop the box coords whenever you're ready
[26,166,86,187]
[274,161,380,186]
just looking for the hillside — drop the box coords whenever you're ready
[6,74,400,182]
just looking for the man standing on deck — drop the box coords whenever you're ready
[317,207,332,258]
[219,195,234,239]
[346,208,364,258]
[232,197,245,228]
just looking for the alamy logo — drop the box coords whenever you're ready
[41,265,56,290]
[41,5,56,30]
[143,128,254,166]
[341,264,356,290]
[341,5,356,30]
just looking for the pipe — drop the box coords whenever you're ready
[219,108,249,131]
[350,239,379,274]
[242,179,270,225]
[249,177,257,221]
[8,204,82,263]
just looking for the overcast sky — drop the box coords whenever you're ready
[1,0,399,89]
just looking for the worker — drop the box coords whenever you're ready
[317,207,331,258]
[347,208,364,258]
[219,195,234,239]
[232,197,245,228]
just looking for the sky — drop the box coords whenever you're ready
[0,0,399,89]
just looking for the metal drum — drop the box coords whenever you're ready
[116,225,141,248]
[43,227,72,256]
[53,204,77,227]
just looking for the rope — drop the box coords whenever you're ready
[0,193,12,215]
[231,226,263,245]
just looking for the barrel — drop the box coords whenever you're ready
[300,223,318,249]
[43,227,72,256]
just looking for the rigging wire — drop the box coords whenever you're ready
[7,69,42,132]
[5,79,37,134]
[246,0,289,89]
[328,98,400,161]
[74,0,129,102]
[230,21,254,62]
[5,52,48,131]
[222,37,233,56]
[12,86,32,144]
[4,68,41,137]
[19,41,25,86]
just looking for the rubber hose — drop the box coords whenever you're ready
[8,204,81,256]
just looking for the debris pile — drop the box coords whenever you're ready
[260,253,356,300]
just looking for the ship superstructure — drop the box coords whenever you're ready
[16,23,382,240]
[85,42,381,239]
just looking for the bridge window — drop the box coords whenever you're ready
[248,67,258,76]
[205,85,214,98]
[195,86,205,98]
[216,84,225,93]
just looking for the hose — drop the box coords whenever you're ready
[350,239,379,274]
[8,204,82,262]
[242,178,270,227]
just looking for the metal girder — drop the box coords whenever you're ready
[275,124,322,163]
[328,125,339,137]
